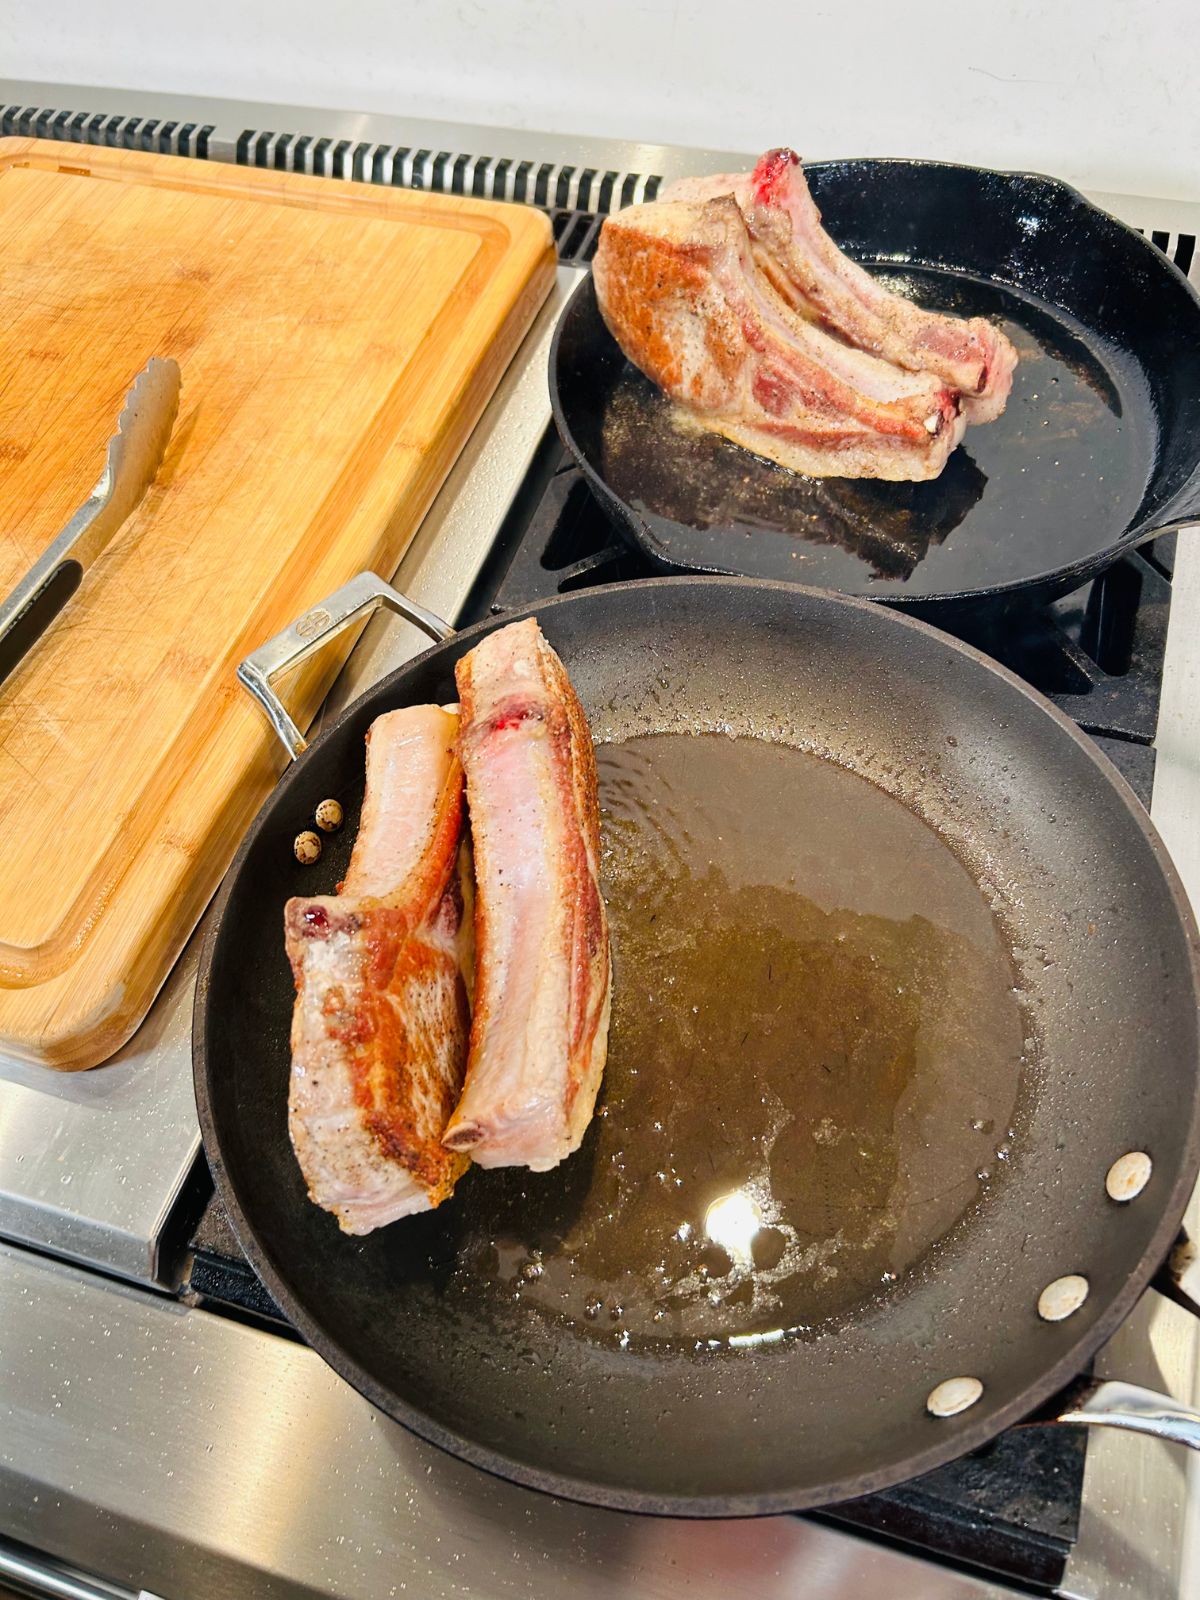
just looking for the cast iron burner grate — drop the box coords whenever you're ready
[186,429,1176,1593]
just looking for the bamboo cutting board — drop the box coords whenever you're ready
[0,137,554,1069]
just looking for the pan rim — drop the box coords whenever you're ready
[193,574,1200,1517]
[548,157,1200,609]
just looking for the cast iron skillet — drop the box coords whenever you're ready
[550,161,1200,620]
[195,575,1200,1515]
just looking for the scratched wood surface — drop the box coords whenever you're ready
[0,138,554,1069]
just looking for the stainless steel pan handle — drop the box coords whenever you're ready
[1029,1232,1200,1450]
[1049,1376,1200,1450]
[238,571,455,762]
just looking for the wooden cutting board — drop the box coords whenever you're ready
[0,137,555,1069]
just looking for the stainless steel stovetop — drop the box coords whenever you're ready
[1,82,1199,1600]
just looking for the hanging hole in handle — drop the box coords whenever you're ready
[237,571,454,763]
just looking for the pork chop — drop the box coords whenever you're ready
[594,195,966,481]
[442,619,611,1170]
[285,705,472,1234]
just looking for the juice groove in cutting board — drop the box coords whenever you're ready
[0,139,555,1068]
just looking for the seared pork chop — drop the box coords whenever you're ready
[594,195,965,481]
[286,705,471,1233]
[443,619,611,1170]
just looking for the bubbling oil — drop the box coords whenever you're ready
[455,733,1029,1349]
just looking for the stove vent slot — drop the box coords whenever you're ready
[1134,226,1198,280]
[0,103,212,158]
[233,128,662,217]
[1169,234,1195,277]
[550,210,605,263]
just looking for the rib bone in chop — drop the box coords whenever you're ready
[285,705,472,1234]
[443,619,612,1170]
[663,149,1018,424]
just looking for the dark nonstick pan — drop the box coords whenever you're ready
[550,161,1200,620]
[195,573,1200,1515]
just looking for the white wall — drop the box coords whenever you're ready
[3,0,1196,201]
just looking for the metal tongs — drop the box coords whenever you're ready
[0,356,182,685]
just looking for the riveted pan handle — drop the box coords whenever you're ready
[1025,1231,1200,1450]
[238,571,455,762]
[1046,1376,1200,1449]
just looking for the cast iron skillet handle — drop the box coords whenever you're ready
[1128,470,1200,546]
[1128,518,1200,549]
[237,571,455,763]
[1027,1231,1200,1449]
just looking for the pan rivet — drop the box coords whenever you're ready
[294,830,322,865]
[1038,1274,1090,1322]
[315,798,344,833]
[1106,1151,1152,1202]
[927,1377,983,1418]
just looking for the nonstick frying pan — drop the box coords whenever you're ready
[195,573,1200,1514]
[549,161,1200,620]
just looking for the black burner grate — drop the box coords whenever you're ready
[818,1423,1088,1592]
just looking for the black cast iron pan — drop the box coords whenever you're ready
[550,161,1200,620]
[195,574,1200,1514]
